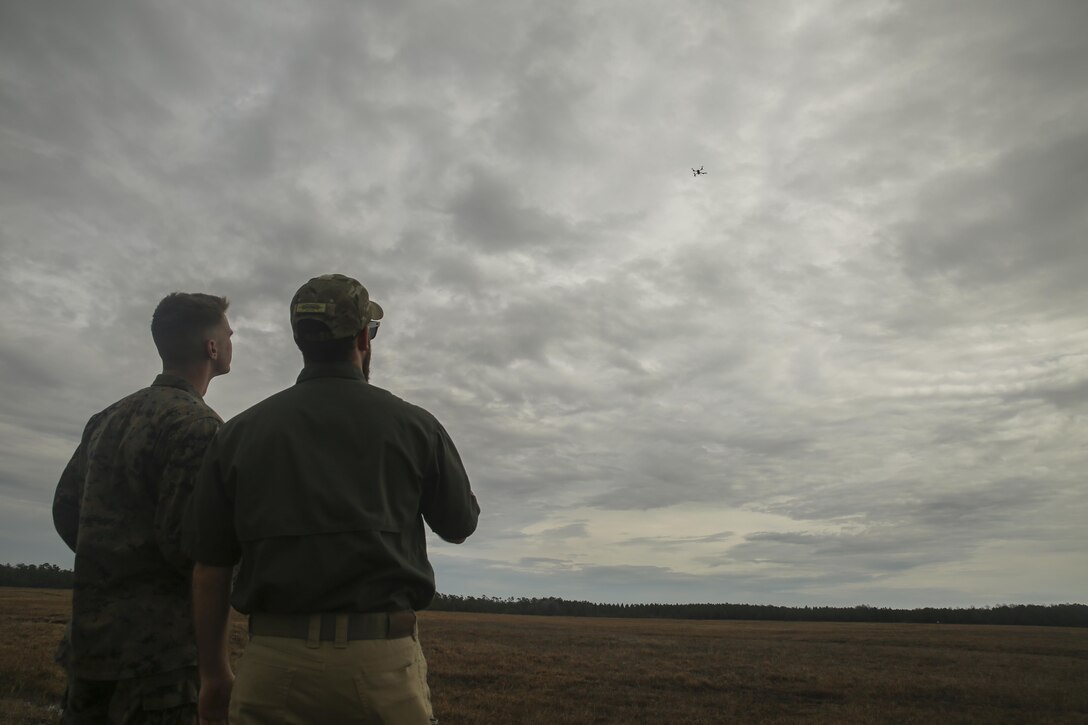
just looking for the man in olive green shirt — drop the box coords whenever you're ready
[54,292,233,724]
[186,274,480,725]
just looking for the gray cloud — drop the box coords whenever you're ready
[448,167,579,253]
[2,0,1086,607]
[539,523,589,539]
[620,531,734,547]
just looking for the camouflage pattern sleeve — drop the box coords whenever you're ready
[53,416,97,552]
[155,415,222,574]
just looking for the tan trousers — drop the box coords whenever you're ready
[229,627,434,725]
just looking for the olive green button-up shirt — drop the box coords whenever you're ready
[185,362,480,614]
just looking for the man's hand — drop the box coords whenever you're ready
[198,670,234,725]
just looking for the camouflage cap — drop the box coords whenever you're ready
[290,274,384,342]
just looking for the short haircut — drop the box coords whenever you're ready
[151,293,230,366]
[295,320,357,363]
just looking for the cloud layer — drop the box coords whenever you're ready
[2,0,1086,606]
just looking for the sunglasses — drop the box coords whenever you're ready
[367,320,380,340]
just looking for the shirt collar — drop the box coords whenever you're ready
[151,373,202,399]
[297,362,367,384]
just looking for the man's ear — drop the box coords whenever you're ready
[206,337,219,361]
[355,331,369,355]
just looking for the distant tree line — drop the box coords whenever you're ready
[4,564,1083,627]
[428,594,1088,628]
[0,562,73,588]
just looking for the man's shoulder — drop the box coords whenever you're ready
[82,386,157,433]
[90,384,220,437]
[235,381,300,413]
[367,384,443,424]
[142,385,222,428]
[217,384,298,433]
[107,381,210,409]
[231,382,440,426]
[95,385,154,415]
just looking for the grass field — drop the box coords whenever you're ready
[2,587,1086,724]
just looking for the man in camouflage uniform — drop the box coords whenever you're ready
[53,292,233,724]
[186,274,479,724]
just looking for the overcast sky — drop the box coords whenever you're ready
[2,0,1086,608]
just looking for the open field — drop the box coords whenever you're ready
[2,587,1086,724]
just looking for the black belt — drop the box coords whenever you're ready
[249,611,416,646]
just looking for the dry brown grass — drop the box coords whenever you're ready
[3,587,1086,724]
[0,588,69,725]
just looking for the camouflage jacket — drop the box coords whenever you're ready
[53,374,221,679]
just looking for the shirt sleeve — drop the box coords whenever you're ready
[155,415,222,574]
[420,422,480,542]
[183,432,242,567]
[52,418,95,552]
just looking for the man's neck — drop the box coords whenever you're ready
[162,364,213,398]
